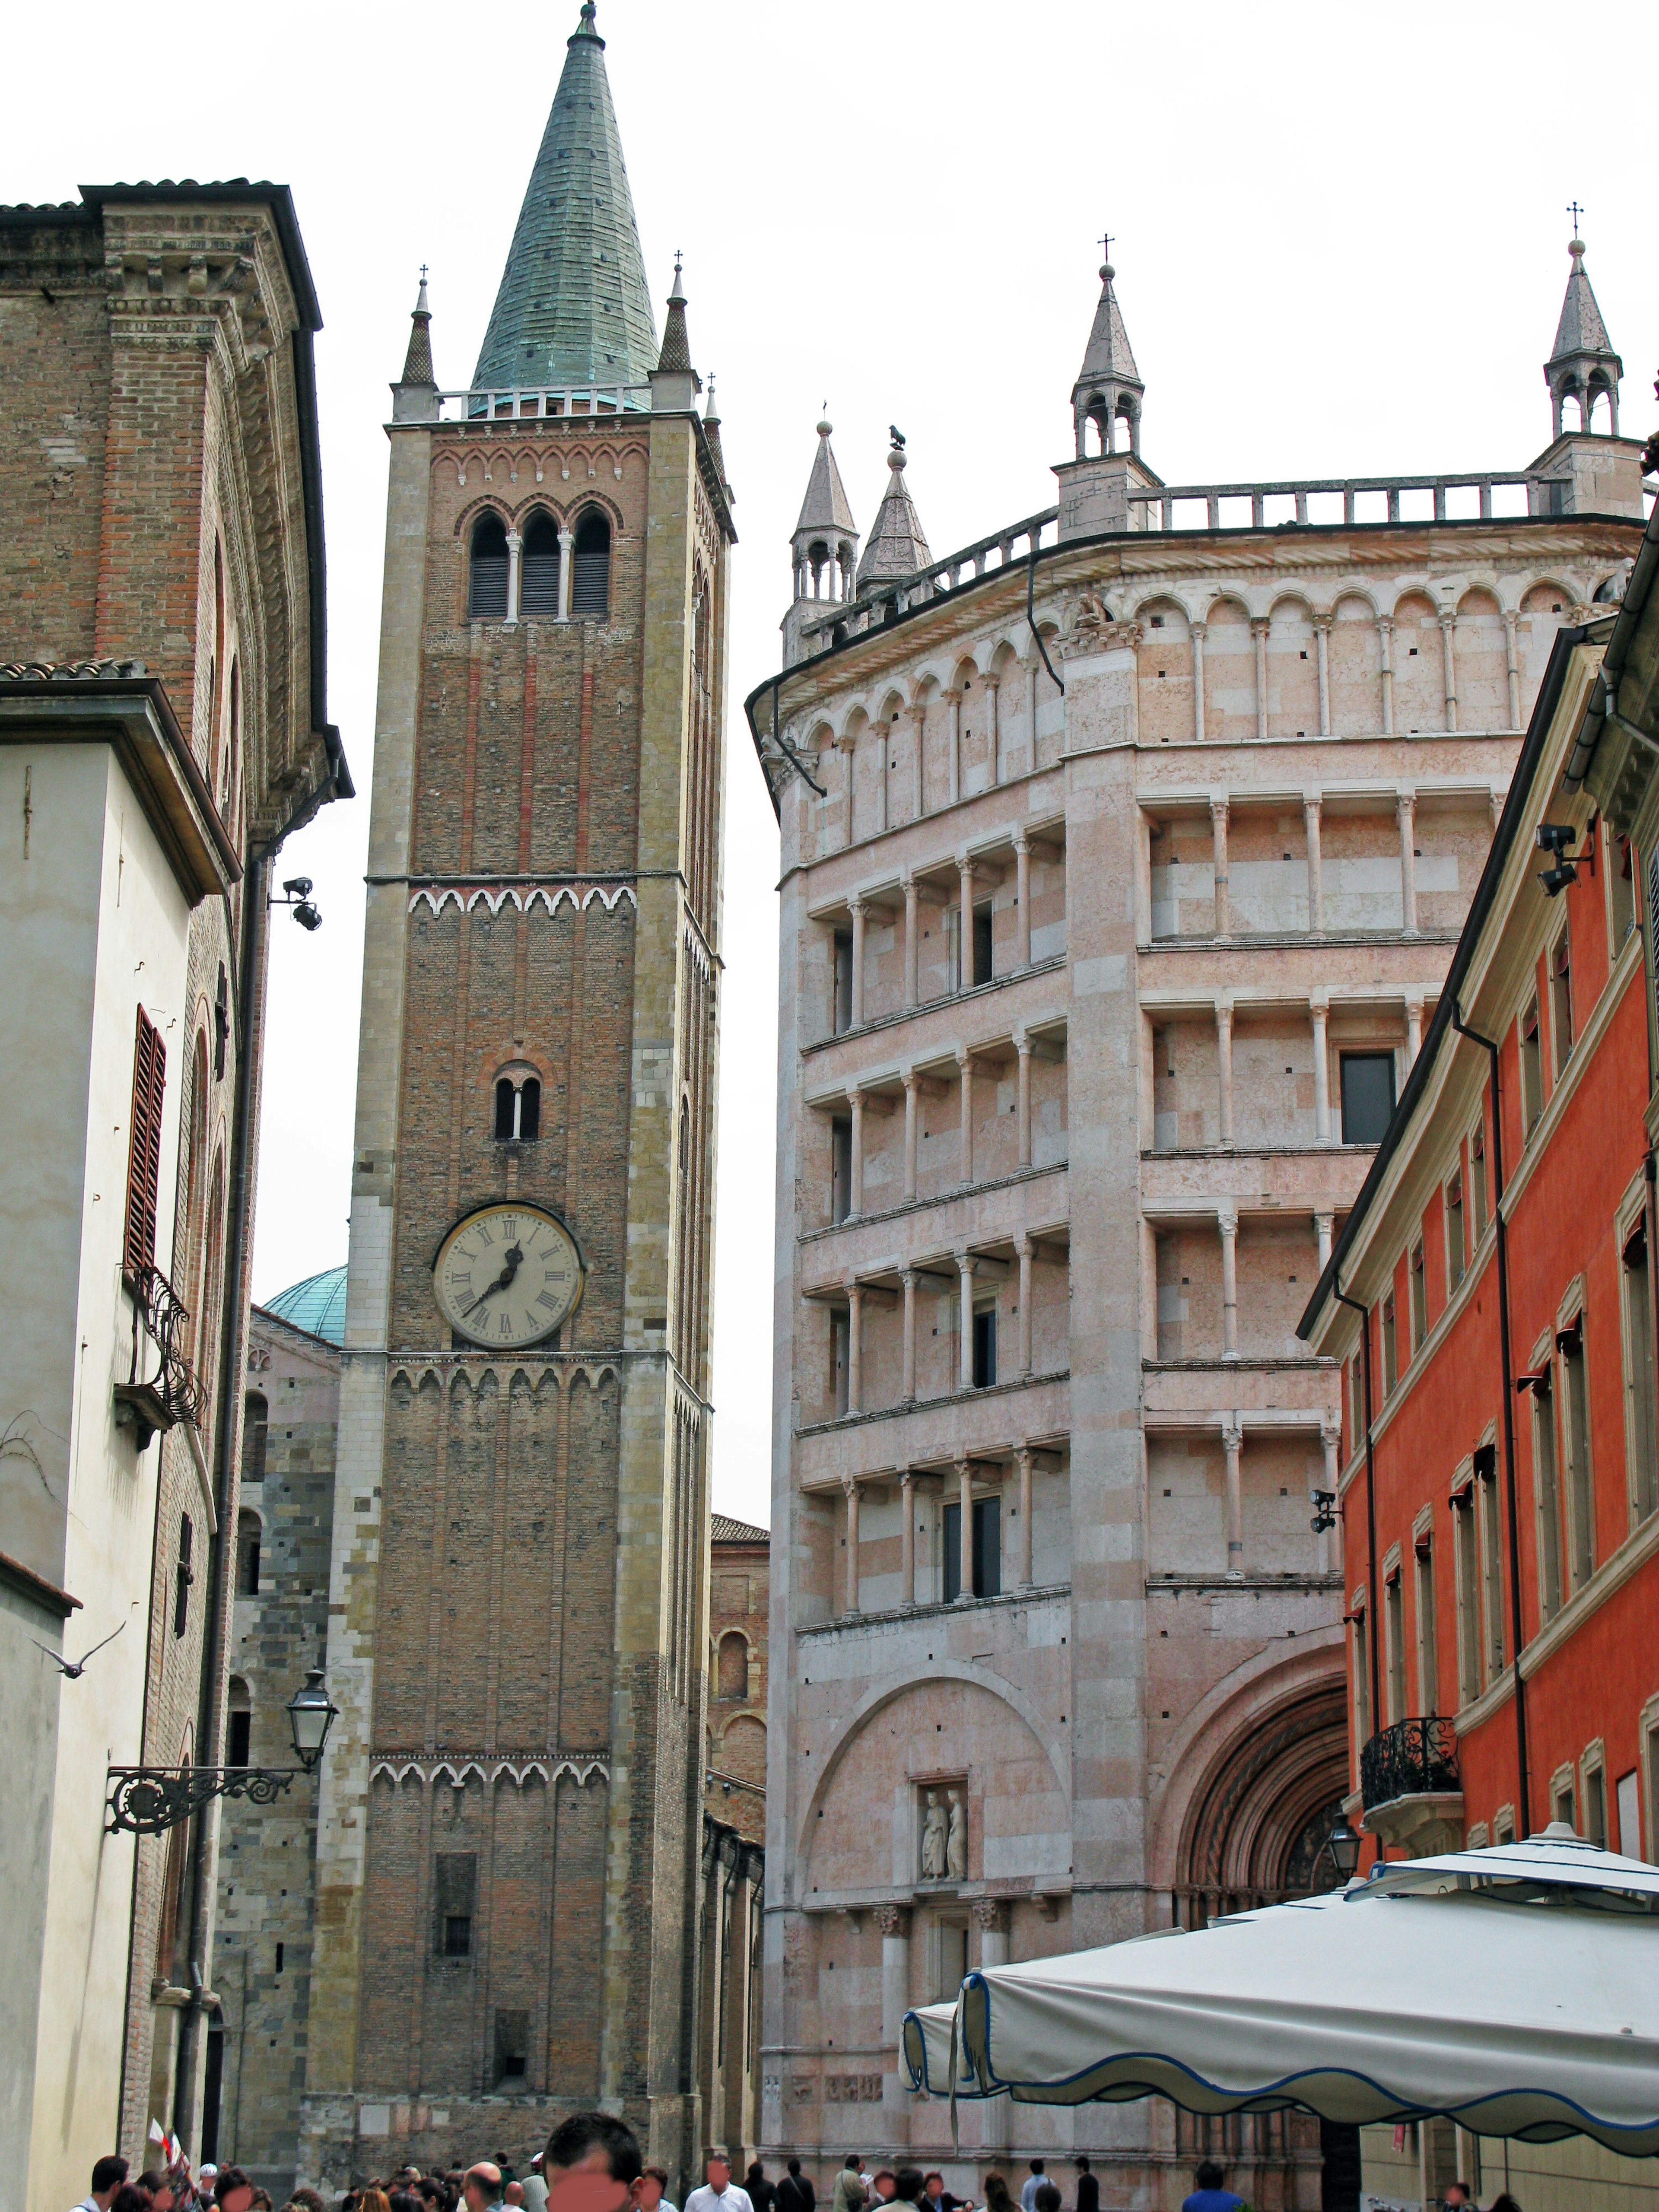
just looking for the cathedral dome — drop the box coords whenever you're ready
[261,1263,346,1346]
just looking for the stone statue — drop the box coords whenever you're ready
[920,1789,947,1880]
[946,1788,967,1881]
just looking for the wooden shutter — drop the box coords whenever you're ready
[123,1007,167,1282]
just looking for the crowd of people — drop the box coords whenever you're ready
[67,2130,1529,2212]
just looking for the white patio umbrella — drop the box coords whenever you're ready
[903,1831,1659,2154]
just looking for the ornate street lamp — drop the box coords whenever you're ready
[105,1667,338,1835]
[1325,1815,1363,1882]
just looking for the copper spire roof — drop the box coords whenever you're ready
[472,2,658,393]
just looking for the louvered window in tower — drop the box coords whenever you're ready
[124,1007,167,1283]
[571,510,610,617]
[520,513,561,617]
[469,515,509,619]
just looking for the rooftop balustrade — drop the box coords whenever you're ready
[433,384,655,423]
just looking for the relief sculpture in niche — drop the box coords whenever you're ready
[947,1787,967,1879]
[920,1789,947,1880]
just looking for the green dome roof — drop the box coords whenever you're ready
[262,1263,346,1346]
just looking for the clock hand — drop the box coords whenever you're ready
[458,1243,524,1319]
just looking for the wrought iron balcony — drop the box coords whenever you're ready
[114,1263,205,1449]
[1360,1715,1460,1811]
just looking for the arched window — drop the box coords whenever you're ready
[571,510,610,618]
[469,515,509,619]
[717,1630,748,1701]
[173,1513,194,1639]
[520,512,561,617]
[237,1508,261,1596]
[227,1677,251,1767]
[243,1391,268,1485]
[494,1072,540,1142]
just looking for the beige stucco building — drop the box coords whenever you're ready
[748,237,1648,2208]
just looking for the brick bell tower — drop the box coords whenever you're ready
[302,3,734,2179]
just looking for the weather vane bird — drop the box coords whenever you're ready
[890,425,906,450]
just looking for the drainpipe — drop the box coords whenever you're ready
[171,744,347,2143]
[1026,540,1064,697]
[1451,1001,1532,1838]
[1332,1281,1382,1772]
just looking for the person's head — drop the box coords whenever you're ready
[1487,2198,1523,2212]
[113,2186,148,2212]
[216,2171,256,2212]
[843,2163,860,2177]
[1193,2167,1224,2194]
[543,2113,642,2212]
[893,2175,923,2208]
[463,2171,503,2212]
[706,2154,732,2195]
[92,2159,132,2209]
[923,2180,944,2205]
[787,2168,801,2183]
[746,2168,764,2189]
[1442,2192,1470,2210]
[1032,2189,1059,2212]
[871,2178,895,2205]
[250,2195,273,2212]
[630,2170,668,2212]
[982,2178,1014,2212]
[505,2190,524,2208]
[1072,2165,1088,2180]
[289,2194,327,2212]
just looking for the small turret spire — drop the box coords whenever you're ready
[400,267,435,388]
[790,416,858,606]
[1545,226,1623,440]
[1070,241,1144,460]
[648,254,702,410]
[855,432,932,590]
[702,373,731,499]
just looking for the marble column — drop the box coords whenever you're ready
[504,527,522,626]
[846,1285,863,1414]
[841,734,856,847]
[947,689,962,805]
[899,1472,917,1602]
[1014,829,1031,968]
[1017,1234,1033,1378]
[901,1271,917,1403]
[877,1904,913,2150]
[1398,791,1418,934]
[1016,1033,1033,1167]
[1405,991,1424,1068]
[1017,1445,1034,1586]
[986,679,1001,785]
[1313,613,1332,737]
[1310,992,1331,1143]
[1134,809,1154,947]
[903,873,919,1009]
[1223,1416,1244,1576]
[910,704,925,820]
[849,1088,865,1217]
[1190,620,1207,743]
[1378,618,1395,736]
[1251,617,1270,741]
[1316,1210,1335,1273]
[902,1071,918,1203]
[1439,611,1458,734]
[1304,796,1325,933]
[557,526,575,620]
[1216,1002,1235,1147]
[850,894,867,1029]
[957,853,976,988]
[1210,796,1231,938]
[844,1477,861,1613]
[971,1899,1010,2148]
[1025,658,1039,771]
[957,1049,974,1183]
[1218,1206,1239,1358]
[1503,608,1522,729]
[956,1456,974,1599]
[957,1254,976,1390]
[1140,1214,1158,1364]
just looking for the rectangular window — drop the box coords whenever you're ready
[1530,1371,1562,1621]
[173,1513,194,1640]
[493,2008,529,2086]
[972,1303,997,1389]
[435,1851,477,1959]
[1475,1447,1506,1681]
[936,1919,968,2001]
[1616,1767,1641,1859]
[1471,1120,1489,1237]
[123,1006,167,1282]
[832,931,853,1034]
[226,1708,251,1767]
[942,1494,1002,1602]
[972,903,994,988]
[1414,1535,1439,1716]
[1340,1051,1396,1145]
[1611,833,1636,951]
[1622,1215,1658,1524]
[1381,1295,1398,1395]
[1446,1174,1465,1292]
[1520,999,1543,1135]
[1352,1608,1372,1745]
[1583,1761,1607,1849]
[1560,1320,1594,1590]
[830,1118,852,1224]
[1493,1805,1516,1846]
[1451,1485,1480,1706]
[1409,1242,1427,1352]
[1551,933,1574,1074]
[1384,1570,1406,1725]
[830,1310,849,1419]
[1552,1776,1576,1829]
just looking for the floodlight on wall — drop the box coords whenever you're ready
[1309,1489,1338,1534]
[272,874,323,931]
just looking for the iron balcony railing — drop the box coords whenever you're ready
[114,1262,205,1448]
[1360,1714,1461,1811]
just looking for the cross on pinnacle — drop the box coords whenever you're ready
[1099,230,1115,262]
[420,262,429,284]
[1567,201,1584,238]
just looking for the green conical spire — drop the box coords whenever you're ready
[472,2,658,393]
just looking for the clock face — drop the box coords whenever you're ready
[432,1203,585,1348]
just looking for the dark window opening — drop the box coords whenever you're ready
[832,930,853,1034]
[494,1074,540,1142]
[830,1309,849,1418]
[243,1392,268,1484]
[1340,1052,1396,1145]
[274,1941,284,1974]
[571,510,610,617]
[469,515,509,619]
[227,1708,251,1767]
[830,1119,852,1224]
[435,1850,477,1958]
[519,512,561,617]
[173,1513,194,1639]
[972,1304,997,1389]
[943,1494,1002,1602]
[494,2008,530,2086]
[236,1512,261,1597]
[972,903,994,987]
[444,1916,472,1958]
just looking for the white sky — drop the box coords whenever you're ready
[9,1,1653,1532]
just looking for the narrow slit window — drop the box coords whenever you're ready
[468,515,509,619]
[1446,1173,1465,1292]
[1551,934,1574,1072]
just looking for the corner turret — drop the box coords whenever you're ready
[648,254,702,412]
[784,416,859,664]
[1527,231,1644,519]
[392,270,440,424]
[1053,243,1162,541]
[855,432,931,590]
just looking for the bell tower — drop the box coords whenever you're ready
[302,3,735,2182]
[1528,229,1645,519]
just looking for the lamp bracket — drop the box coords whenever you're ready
[105,1763,302,1837]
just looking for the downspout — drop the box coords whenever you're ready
[1332,1281,1382,1780]
[1451,1001,1532,1838]
[172,751,346,2140]
[1027,539,1064,696]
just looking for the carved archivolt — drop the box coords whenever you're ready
[408,883,638,917]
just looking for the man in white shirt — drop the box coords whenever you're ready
[1019,2167,1046,2212]
[683,2149,753,2212]
[70,2157,128,2212]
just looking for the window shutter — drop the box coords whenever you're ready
[124,1007,167,1282]
[1646,846,1659,1039]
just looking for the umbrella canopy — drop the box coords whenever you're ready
[903,1832,1659,2155]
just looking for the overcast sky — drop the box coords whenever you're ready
[10,1,1653,1530]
